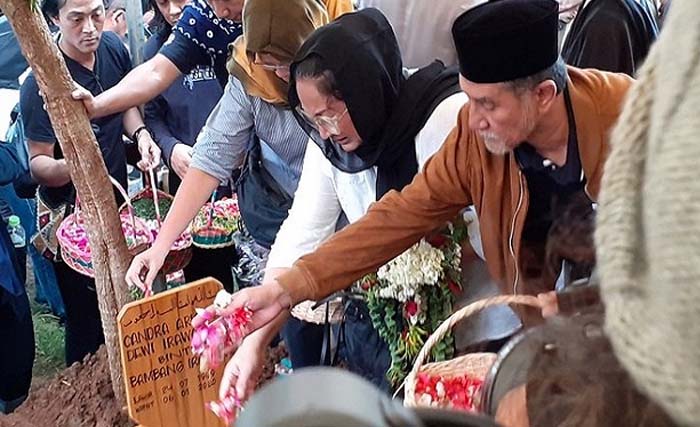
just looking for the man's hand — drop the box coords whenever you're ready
[537,291,559,318]
[137,132,161,171]
[170,143,192,179]
[71,82,101,119]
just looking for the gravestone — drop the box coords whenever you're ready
[118,278,225,427]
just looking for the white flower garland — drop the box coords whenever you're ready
[376,240,445,302]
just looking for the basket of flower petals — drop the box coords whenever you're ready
[404,295,543,412]
[119,169,192,279]
[57,177,153,278]
[191,194,240,249]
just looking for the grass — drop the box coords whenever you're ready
[29,301,65,385]
[25,267,65,385]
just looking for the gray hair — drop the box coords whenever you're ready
[506,57,568,96]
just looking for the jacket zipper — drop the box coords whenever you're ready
[509,171,525,295]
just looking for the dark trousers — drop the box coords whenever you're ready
[341,300,391,392]
[0,287,34,412]
[281,317,326,369]
[54,262,105,365]
[282,302,391,392]
[183,246,237,293]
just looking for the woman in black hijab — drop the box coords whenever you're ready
[289,7,461,198]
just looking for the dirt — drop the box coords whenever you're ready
[0,346,132,427]
[0,343,288,427]
[259,342,288,387]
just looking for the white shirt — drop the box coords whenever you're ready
[357,0,486,68]
[266,92,468,269]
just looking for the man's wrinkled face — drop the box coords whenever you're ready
[460,76,539,155]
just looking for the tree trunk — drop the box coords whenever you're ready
[1,0,132,406]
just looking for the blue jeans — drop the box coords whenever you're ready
[0,184,65,319]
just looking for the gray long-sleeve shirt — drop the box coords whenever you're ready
[191,76,308,196]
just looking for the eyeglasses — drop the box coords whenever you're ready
[296,106,348,135]
[254,62,290,72]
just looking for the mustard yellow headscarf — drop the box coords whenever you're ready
[227,0,354,106]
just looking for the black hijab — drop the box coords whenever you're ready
[288,8,460,199]
[562,0,658,76]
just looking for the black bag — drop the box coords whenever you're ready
[235,139,293,249]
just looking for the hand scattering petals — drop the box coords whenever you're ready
[206,387,242,426]
[191,306,253,372]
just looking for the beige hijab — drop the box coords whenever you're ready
[227,0,353,106]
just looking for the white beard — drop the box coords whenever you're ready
[480,132,511,155]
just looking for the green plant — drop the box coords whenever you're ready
[362,219,466,388]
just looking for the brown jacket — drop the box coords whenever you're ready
[277,67,634,303]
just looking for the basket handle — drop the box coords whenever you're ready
[110,175,138,233]
[404,295,541,391]
[74,175,132,213]
[147,168,162,225]
[206,190,217,228]
[72,176,138,242]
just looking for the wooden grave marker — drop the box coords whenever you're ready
[118,278,225,427]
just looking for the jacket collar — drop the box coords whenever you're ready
[565,67,607,199]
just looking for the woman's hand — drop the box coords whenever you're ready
[193,280,292,338]
[218,338,266,402]
[125,246,168,295]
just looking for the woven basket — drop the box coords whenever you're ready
[191,194,238,249]
[125,186,173,221]
[191,227,235,249]
[403,295,541,411]
[120,169,193,274]
[57,176,153,278]
[290,299,345,324]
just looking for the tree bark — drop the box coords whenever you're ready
[1,0,132,406]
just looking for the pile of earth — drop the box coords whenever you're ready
[0,343,288,427]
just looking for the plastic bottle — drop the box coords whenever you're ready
[7,215,26,248]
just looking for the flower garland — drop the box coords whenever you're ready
[362,219,467,388]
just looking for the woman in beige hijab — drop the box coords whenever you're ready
[126,0,338,393]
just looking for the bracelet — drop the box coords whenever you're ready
[132,125,149,142]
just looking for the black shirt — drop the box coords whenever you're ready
[143,28,222,160]
[157,0,242,89]
[158,29,228,88]
[20,31,132,205]
[515,88,586,245]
